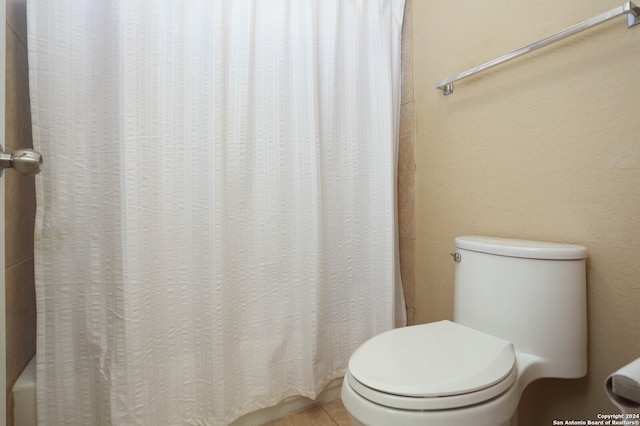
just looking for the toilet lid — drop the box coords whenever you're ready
[348,320,516,399]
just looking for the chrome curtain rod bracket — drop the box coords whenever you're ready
[627,1,640,27]
[435,1,640,95]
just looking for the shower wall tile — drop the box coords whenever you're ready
[398,101,415,172]
[7,0,28,47]
[5,258,35,389]
[5,172,35,269]
[401,0,414,104]
[5,0,37,422]
[398,0,415,325]
[5,24,31,153]
[399,238,415,325]
[401,35,414,104]
[5,22,35,268]
[397,170,415,239]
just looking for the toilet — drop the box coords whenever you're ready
[341,236,588,426]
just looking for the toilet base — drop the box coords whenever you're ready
[341,377,519,426]
[347,413,516,426]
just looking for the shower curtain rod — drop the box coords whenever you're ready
[435,1,640,95]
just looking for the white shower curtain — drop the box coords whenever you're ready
[29,1,405,424]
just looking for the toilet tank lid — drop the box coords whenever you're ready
[456,236,588,260]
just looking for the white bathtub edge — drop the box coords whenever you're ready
[13,355,36,426]
[10,358,343,426]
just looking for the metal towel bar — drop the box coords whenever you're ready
[435,1,640,95]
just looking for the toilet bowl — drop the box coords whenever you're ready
[342,236,588,426]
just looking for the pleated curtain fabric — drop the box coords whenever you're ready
[28,1,406,424]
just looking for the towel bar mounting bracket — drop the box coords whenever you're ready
[628,2,640,27]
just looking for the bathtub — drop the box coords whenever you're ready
[12,356,36,426]
[11,357,342,426]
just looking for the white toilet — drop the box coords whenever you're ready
[342,236,588,426]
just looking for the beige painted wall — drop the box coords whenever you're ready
[413,0,640,423]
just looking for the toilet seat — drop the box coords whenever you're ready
[346,320,517,410]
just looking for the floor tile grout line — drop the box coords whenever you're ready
[319,405,340,426]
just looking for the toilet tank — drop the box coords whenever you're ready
[453,236,588,379]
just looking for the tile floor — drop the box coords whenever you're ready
[262,397,350,426]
